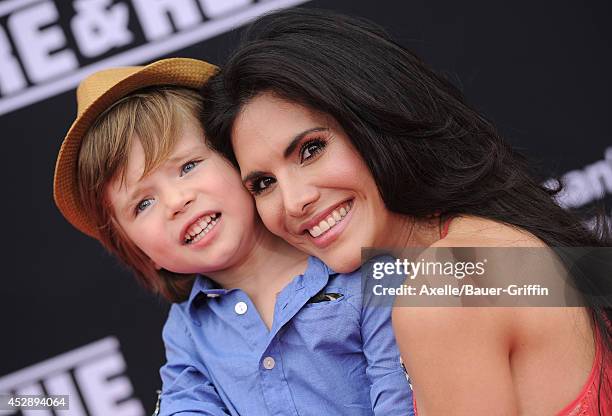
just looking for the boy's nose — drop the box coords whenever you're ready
[165,188,195,218]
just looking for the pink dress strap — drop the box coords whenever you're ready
[439,216,454,239]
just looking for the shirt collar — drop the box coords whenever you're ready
[268,256,338,318]
[186,257,338,318]
[186,275,226,313]
[294,256,337,292]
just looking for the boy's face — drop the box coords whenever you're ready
[106,121,257,275]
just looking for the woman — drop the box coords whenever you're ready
[201,8,611,415]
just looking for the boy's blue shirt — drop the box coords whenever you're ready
[159,256,413,416]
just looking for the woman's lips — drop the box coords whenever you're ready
[306,200,353,238]
[306,199,355,249]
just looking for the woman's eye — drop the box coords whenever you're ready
[250,177,276,195]
[180,160,200,176]
[300,139,326,163]
[135,198,153,215]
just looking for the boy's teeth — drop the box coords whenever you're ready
[184,214,220,244]
[307,202,352,238]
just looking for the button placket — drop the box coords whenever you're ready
[259,343,299,416]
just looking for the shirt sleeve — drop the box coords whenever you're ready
[360,269,415,416]
[158,304,230,416]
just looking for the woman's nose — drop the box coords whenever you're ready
[282,177,320,218]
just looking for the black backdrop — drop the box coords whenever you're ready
[1,1,610,415]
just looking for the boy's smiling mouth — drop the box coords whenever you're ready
[184,213,221,244]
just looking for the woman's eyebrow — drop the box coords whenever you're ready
[283,127,328,158]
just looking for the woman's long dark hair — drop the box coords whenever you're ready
[201,8,611,403]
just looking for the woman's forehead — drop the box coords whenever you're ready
[233,94,331,145]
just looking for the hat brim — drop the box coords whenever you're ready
[53,58,218,239]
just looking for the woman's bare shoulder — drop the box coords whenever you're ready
[392,306,515,340]
[432,215,546,248]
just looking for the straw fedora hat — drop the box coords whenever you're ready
[53,57,218,239]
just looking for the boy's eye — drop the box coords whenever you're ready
[249,176,276,196]
[300,139,326,163]
[180,160,200,176]
[135,198,153,215]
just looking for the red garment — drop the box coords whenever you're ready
[440,216,453,239]
[556,324,611,416]
[412,217,612,415]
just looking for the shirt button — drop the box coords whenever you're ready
[262,356,275,370]
[234,301,248,315]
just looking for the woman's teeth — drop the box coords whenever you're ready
[308,202,352,238]
[185,213,220,244]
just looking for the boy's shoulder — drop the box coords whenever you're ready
[166,275,215,322]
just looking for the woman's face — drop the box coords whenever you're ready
[231,92,396,273]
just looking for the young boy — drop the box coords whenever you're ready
[53,58,413,415]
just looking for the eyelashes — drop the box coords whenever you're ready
[247,137,328,196]
[248,176,276,196]
[299,138,327,163]
[135,198,154,215]
[180,160,200,176]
